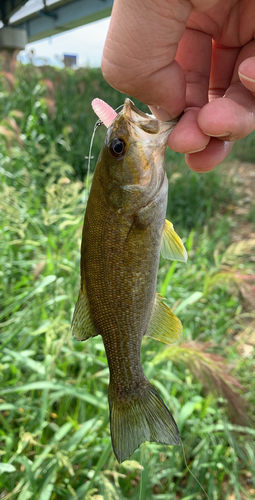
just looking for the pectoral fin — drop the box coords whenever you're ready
[146,293,182,344]
[161,219,187,263]
[72,288,98,341]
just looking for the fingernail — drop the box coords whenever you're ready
[203,132,230,138]
[186,147,206,154]
[239,71,255,83]
[149,106,172,121]
[212,132,230,137]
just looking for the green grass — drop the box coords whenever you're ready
[0,63,255,500]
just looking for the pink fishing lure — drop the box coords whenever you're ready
[91,98,117,128]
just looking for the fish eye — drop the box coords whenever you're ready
[109,138,126,158]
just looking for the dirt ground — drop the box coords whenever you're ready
[223,161,255,499]
[222,161,255,362]
[224,161,255,241]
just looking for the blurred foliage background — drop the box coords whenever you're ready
[0,62,255,500]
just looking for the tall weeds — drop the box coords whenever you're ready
[0,64,255,500]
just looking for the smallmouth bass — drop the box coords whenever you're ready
[72,99,187,463]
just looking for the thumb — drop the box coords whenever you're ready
[102,0,190,117]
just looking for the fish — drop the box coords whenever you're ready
[72,98,187,463]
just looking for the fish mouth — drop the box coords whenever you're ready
[122,98,180,135]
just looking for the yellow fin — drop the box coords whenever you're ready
[146,293,182,344]
[72,288,98,341]
[161,219,187,263]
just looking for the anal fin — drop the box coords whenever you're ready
[146,293,182,344]
[72,288,98,341]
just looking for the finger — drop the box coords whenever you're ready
[209,41,240,100]
[233,41,255,97]
[198,42,255,141]
[167,29,212,154]
[175,28,212,108]
[239,57,255,93]
[198,91,255,141]
[185,138,233,172]
[168,107,209,153]
[149,27,211,120]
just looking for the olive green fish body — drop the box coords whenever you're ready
[85,171,167,385]
[72,99,187,462]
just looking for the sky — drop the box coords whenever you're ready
[18,17,111,68]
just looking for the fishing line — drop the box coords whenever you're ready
[86,102,122,194]
[181,439,211,500]
[139,443,145,500]
[138,441,210,499]
[86,119,102,194]
[114,104,124,113]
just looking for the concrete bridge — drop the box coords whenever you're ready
[0,0,113,52]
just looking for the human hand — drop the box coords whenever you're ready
[101,0,255,172]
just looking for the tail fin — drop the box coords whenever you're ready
[109,382,180,463]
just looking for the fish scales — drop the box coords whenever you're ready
[72,98,187,463]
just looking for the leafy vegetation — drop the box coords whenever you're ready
[0,63,255,500]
